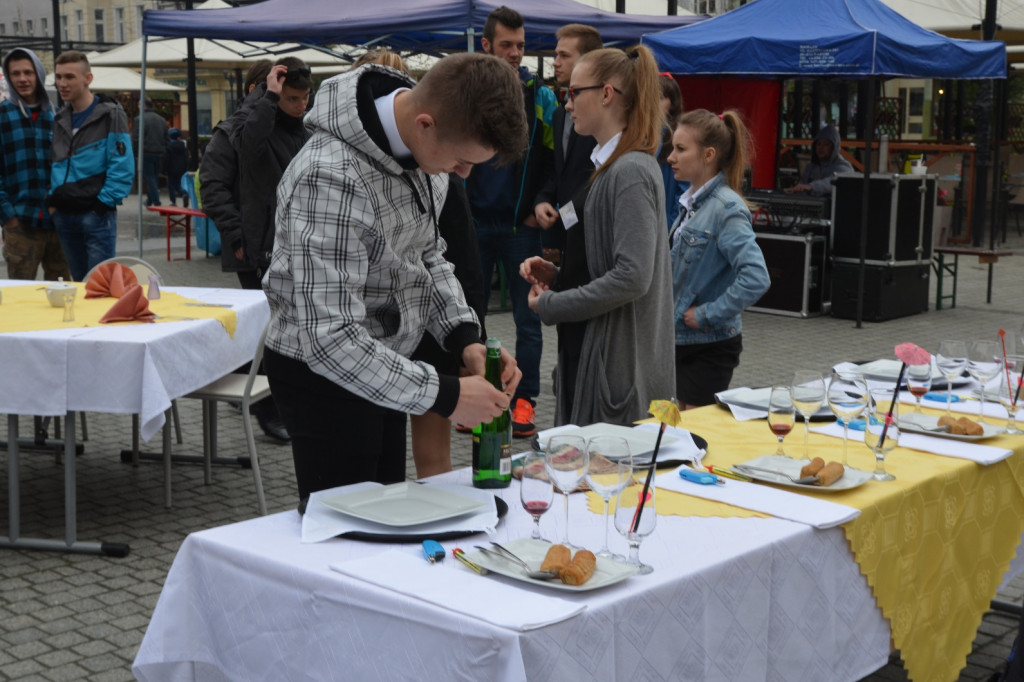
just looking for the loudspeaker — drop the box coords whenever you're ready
[830,262,929,322]
[831,174,936,264]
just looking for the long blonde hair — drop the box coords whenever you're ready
[580,45,663,179]
[676,109,753,193]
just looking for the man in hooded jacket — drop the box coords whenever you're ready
[0,47,69,281]
[792,125,853,197]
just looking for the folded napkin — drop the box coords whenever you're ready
[810,421,1012,465]
[632,423,706,461]
[656,465,859,529]
[302,482,499,543]
[85,262,139,299]
[98,284,155,323]
[330,550,586,631]
[715,387,768,421]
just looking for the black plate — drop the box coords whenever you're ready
[337,496,508,544]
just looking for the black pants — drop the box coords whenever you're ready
[264,348,407,501]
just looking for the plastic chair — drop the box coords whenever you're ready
[179,323,270,515]
[182,172,221,257]
[83,256,162,287]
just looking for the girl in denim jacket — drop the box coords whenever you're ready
[666,110,769,409]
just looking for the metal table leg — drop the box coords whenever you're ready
[0,413,129,557]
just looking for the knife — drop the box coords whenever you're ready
[184,302,234,308]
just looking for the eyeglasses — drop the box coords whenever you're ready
[567,83,623,103]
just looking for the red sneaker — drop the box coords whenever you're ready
[511,397,536,438]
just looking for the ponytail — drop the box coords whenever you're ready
[676,108,753,193]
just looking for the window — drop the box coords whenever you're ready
[26,19,34,36]
[61,14,68,42]
[94,9,105,42]
[41,17,48,36]
[75,9,83,41]
[135,4,145,38]
[0,25,6,37]
[12,21,20,35]
[115,7,125,42]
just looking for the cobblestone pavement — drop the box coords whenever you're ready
[2,193,1024,681]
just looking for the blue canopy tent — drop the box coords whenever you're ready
[132,0,705,257]
[641,0,1006,328]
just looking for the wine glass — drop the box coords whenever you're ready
[767,386,796,457]
[827,370,868,466]
[906,362,932,413]
[791,371,825,460]
[864,390,899,481]
[585,437,633,560]
[519,451,554,540]
[544,435,586,549]
[936,340,967,415]
[968,339,1002,424]
[998,355,1023,435]
[613,478,656,575]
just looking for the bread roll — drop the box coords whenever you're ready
[938,415,957,431]
[800,457,825,478]
[956,417,984,436]
[561,549,597,586]
[815,461,845,486]
[540,544,571,576]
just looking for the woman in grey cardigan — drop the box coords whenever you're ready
[519,45,675,427]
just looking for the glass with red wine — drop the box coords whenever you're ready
[768,385,796,457]
[519,450,554,540]
[906,362,932,413]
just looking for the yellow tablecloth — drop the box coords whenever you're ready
[587,405,1024,682]
[0,283,237,337]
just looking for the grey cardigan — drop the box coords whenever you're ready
[537,150,676,425]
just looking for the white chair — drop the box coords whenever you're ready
[83,256,162,286]
[176,324,270,515]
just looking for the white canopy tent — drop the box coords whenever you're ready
[45,66,182,92]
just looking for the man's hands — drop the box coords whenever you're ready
[534,202,559,229]
[266,64,288,96]
[452,343,522,428]
[520,255,556,314]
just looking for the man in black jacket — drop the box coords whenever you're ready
[533,23,603,262]
[132,99,169,207]
[199,60,270,277]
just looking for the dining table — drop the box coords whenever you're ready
[0,279,270,556]
[132,391,1024,681]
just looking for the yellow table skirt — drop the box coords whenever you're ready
[0,283,237,337]
[587,405,1024,682]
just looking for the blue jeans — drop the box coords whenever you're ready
[475,220,542,400]
[143,154,162,206]
[52,209,117,281]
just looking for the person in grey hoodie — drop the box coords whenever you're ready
[792,124,853,196]
[0,47,68,280]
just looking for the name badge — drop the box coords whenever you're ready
[559,201,579,230]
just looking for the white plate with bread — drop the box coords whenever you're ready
[898,414,1002,440]
[463,538,638,592]
[733,455,872,492]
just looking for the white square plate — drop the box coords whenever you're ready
[464,538,638,592]
[733,454,872,492]
[319,482,487,527]
[898,414,1003,441]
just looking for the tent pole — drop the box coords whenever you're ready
[467,27,475,53]
[856,76,876,329]
[137,37,147,259]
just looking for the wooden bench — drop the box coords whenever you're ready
[146,205,207,261]
[931,245,1012,310]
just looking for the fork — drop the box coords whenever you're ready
[732,464,819,485]
[475,543,559,580]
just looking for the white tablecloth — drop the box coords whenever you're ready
[133,469,893,681]
[0,282,270,441]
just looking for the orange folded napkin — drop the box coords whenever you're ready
[85,262,139,299]
[99,284,155,323]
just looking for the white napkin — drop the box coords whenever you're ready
[302,482,498,543]
[655,466,860,529]
[633,423,706,462]
[810,421,1012,466]
[715,387,768,421]
[536,423,584,447]
[330,550,586,631]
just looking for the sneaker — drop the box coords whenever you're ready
[511,397,536,438]
[455,423,472,433]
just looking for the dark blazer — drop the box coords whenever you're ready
[533,106,597,253]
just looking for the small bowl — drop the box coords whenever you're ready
[45,282,77,307]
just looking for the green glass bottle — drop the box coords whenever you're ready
[472,338,512,489]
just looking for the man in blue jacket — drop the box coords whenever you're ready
[467,5,556,438]
[0,47,68,281]
[47,50,133,281]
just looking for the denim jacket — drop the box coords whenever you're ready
[670,172,769,345]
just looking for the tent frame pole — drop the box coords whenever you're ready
[856,76,876,329]
[137,37,148,259]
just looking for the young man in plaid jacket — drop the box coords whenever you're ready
[0,47,69,281]
[263,53,528,501]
